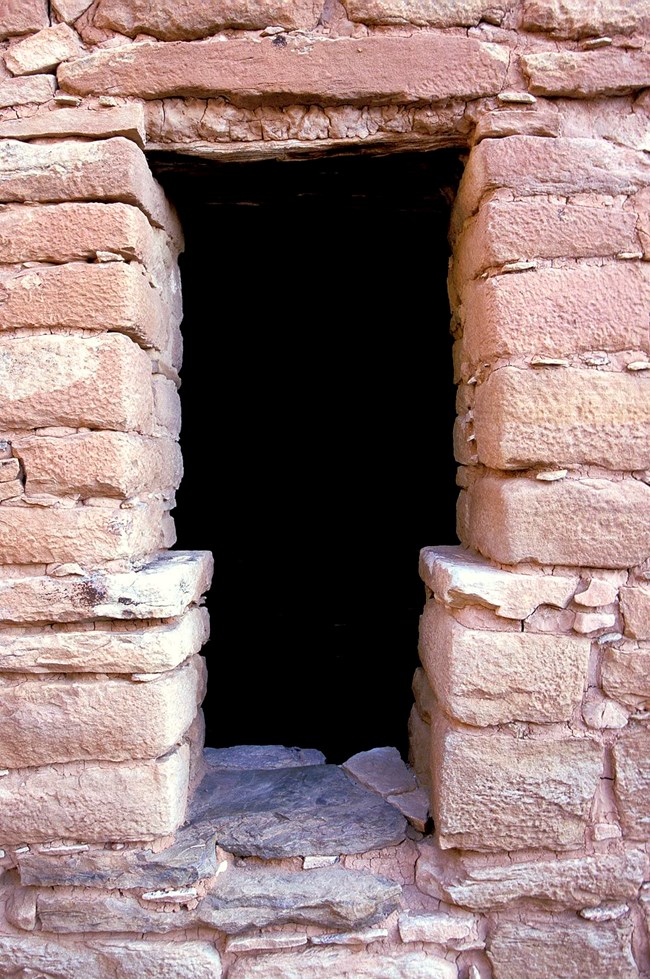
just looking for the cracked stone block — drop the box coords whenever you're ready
[521,0,650,37]
[522,49,650,98]
[613,725,650,840]
[0,74,56,107]
[0,104,146,146]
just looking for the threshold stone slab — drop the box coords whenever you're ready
[205,744,326,769]
[192,761,407,857]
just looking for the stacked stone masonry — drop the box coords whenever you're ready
[0,0,647,976]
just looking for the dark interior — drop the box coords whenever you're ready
[150,149,461,763]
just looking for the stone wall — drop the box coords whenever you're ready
[0,0,647,976]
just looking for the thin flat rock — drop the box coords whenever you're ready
[192,763,408,857]
[204,744,326,770]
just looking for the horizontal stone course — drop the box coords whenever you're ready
[522,50,650,98]
[57,35,509,105]
[228,948,457,979]
[0,743,190,843]
[473,367,650,470]
[94,0,321,36]
[0,104,146,147]
[343,0,505,25]
[520,0,650,37]
[462,474,650,568]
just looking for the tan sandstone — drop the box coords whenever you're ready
[0,0,48,40]
[94,0,321,36]
[0,104,146,147]
[0,74,56,108]
[419,599,589,725]
[57,35,509,105]
[0,743,190,842]
[462,474,650,568]
[431,716,602,851]
[0,334,154,433]
[473,367,650,470]
[620,585,650,640]
[522,50,650,98]
[521,0,650,37]
[343,0,506,26]
[228,948,457,979]
[5,24,83,76]
[613,726,650,839]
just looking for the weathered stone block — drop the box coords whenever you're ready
[454,137,650,228]
[94,0,321,36]
[0,0,48,39]
[14,432,182,499]
[454,199,639,283]
[417,840,648,910]
[419,599,589,725]
[0,74,56,108]
[0,550,214,623]
[228,948,457,979]
[0,743,190,842]
[613,725,650,839]
[5,23,83,76]
[473,367,650,470]
[521,0,650,37]
[0,333,154,433]
[462,474,650,568]
[0,936,221,978]
[522,50,650,98]
[0,655,203,767]
[432,716,602,850]
[407,705,431,789]
[461,264,650,366]
[0,607,209,673]
[58,34,509,105]
[0,262,181,366]
[602,644,650,710]
[0,104,146,147]
[153,374,182,438]
[343,0,503,26]
[419,545,577,619]
[620,585,650,640]
[0,137,180,240]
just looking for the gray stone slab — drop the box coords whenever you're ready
[205,744,326,770]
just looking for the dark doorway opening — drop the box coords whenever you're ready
[150,149,461,763]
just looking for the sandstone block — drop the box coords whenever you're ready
[0,607,209,673]
[0,655,203,767]
[412,667,436,723]
[0,137,180,240]
[461,264,650,366]
[487,915,638,979]
[6,23,83,76]
[398,909,481,948]
[0,0,48,40]
[0,743,189,842]
[462,474,650,568]
[521,0,650,37]
[602,645,650,711]
[620,586,650,640]
[52,0,94,22]
[0,549,214,623]
[0,333,154,433]
[0,104,146,147]
[407,706,431,789]
[419,544,577,619]
[343,0,504,26]
[454,200,639,283]
[613,725,650,839]
[432,716,602,851]
[0,74,56,108]
[0,263,180,366]
[454,137,650,228]
[14,432,182,499]
[0,936,221,978]
[342,747,416,796]
[417,841,648,910]
[522,50,650,98]
[153,374,182,438]
[474,367,650,470]
[0,501,173,565]
[419,600,589,725]
[57,35,508,104]
[94,0,321,36]
[473,102,561,143]
[228,948,457,979]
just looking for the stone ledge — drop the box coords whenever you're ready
[522,49,650,98]
[94,0,321,36]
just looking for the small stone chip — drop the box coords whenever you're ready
[535,469,568,481]
[581,36,612,48]
[530,356,570,367]
[501,260,537,272]
[141,886,198,902]
[498,91,536,104]
[627,361,650,371]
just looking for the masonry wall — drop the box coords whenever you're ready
[0,0,647,976]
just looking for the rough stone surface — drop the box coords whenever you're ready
[52,0,94,22]
[0,333,155,433]
[342,746,417,796]
[463,474,650,568]
[5,23,83,76]
[398,909,481,948]
[407,707,431,790]
[0,138,180,239]
[0,73,56,108]
[620,586,650,640]
[14,432,183,500]
[94,0,321,36]
[461,264,650,366]
[521,0,650,37]
[191,762,407,857]
[487,914,639,979]
[0,501,172,565]
[0,656,202,766]
[613,726,650,839]
[602,644,650,710]
[0,743,189,843]
[432,717,602,851]
[0,104,146,147]
[419,545,577,619]
[0,0,48,40]
[343,0,504,26]
[58,35,509,104]
[417,841,649,909]
[522,50,650,98]
[419,599,589,725]
[474,367,650,470]
[0,937,222,978]
[0,550,213,623]
[228,948,457,979]
[206,744,325,769]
